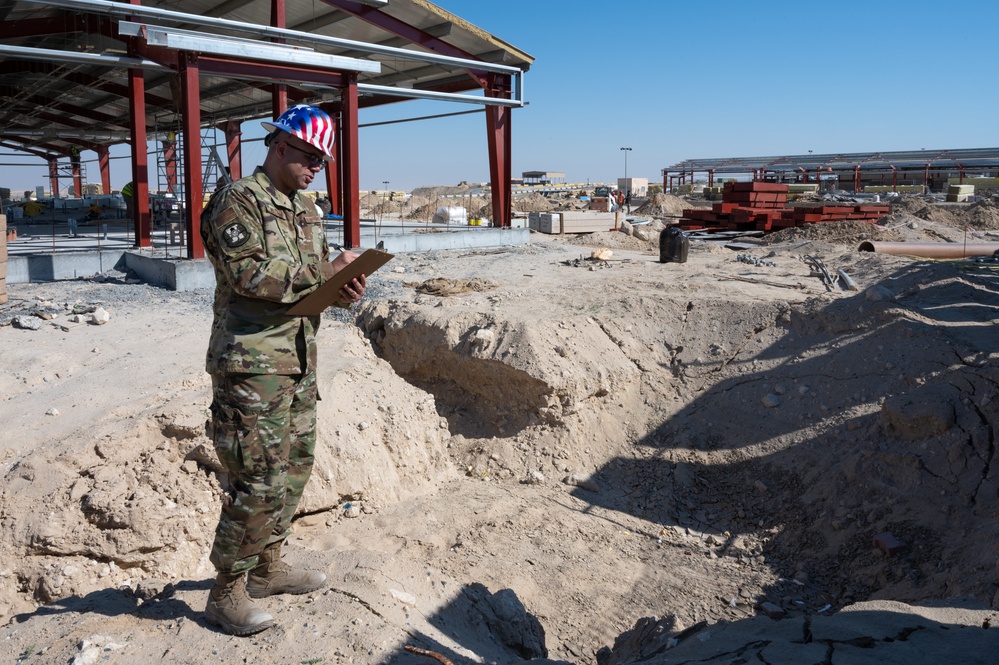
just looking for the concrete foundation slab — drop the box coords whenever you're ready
[7,227,530,291]
[7,250,126,283]
[373,227,529,253]
[123,252,216,292]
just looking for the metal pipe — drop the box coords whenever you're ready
[356,82,523,108]
[0,43,166,71]
[859,241,999,258]
[28,0,524,76]
[0,43,522,111]
[837,269,858,291]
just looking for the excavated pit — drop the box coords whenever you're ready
[355,260,999,620]
[358,298,644,440]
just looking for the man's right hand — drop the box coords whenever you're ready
[331,249,359,272]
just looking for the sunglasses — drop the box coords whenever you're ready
[284,142,325,168]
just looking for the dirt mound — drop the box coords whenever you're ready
[564,229,651,252]
[554,199,589,212]
[890,195,937,214]
[359,191,383,208]
[632,193,687,219]
[512,192,553,213]
[411,184,476,198]
[760,219,902,245]
[966,198,999,229]
[407,201,440,221]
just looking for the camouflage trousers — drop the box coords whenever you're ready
[208,371,318,574]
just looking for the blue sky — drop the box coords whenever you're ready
[2,0,997,194]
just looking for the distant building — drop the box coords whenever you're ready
[522,171,566,186]
[617,177,648,196]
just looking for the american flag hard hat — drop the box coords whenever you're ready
[262,104,336,161]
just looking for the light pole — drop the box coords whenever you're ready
[379,180,389,239]
[620,147,632,184]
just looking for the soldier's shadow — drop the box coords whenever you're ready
[10,579,213,627]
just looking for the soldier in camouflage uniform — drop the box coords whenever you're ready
[200,105,365,636]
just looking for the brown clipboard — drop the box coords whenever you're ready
[286,248,394,316]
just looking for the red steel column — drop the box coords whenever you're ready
[486,105,511,227]
[220,120,242,180]
[179,51,204,259]
[854,165,861,193]
[341,73,360,248]
[128,66,151,247]
[924,163,930,192]
[891,165,897,192]
[97,145,111,195]
[70,147,83,197]
[48,159,58,196]
[708,169,714,188]
[271,0,288,118]
[162,136,178,193]
[485,73,512,228]
[662,170,668,193]
[323,108,342,217]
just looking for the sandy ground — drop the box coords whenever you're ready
[2,197,999,664]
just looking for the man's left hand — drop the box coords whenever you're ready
[339,274,366,304]
[329,250,366,305]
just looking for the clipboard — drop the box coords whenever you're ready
[286,248,394,316]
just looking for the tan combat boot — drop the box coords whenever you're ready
[205,573,276,636]
[246,542,327,598]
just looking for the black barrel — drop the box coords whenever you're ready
[659,225,689,263]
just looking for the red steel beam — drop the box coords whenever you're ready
[97,145,111,195]
[319,0,490,87]
[0,140,53,161]
[179,51,204,260]
[196,56,347,87]
[220,120,242,181]
[48,159,58,197]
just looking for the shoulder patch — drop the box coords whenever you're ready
[221,222,250,248]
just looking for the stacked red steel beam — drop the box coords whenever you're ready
[770,204,891,229]
[680,182,890,233]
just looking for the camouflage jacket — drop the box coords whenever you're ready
[201,168,335,375]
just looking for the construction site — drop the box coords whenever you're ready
[3,2,999,665]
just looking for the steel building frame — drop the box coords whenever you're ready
[0,0,534,258]
[664,148,999,193]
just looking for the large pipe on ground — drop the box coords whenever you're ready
[858,241,999,258]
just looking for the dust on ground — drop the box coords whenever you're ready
[2,195,999,664]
